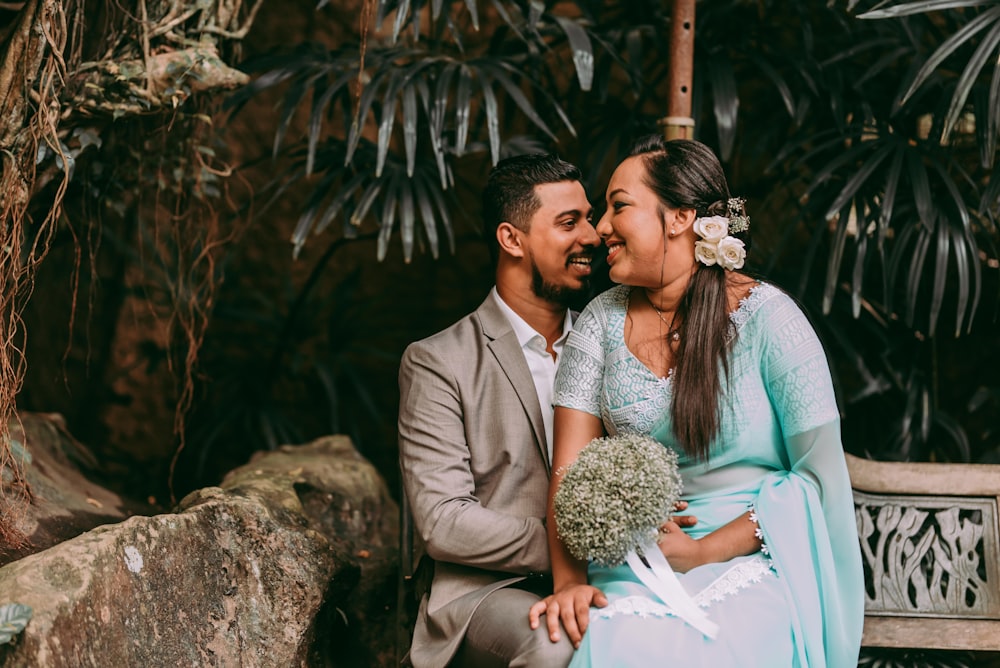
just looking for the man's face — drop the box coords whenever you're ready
[521,181,599,306]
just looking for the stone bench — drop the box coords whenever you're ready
[848,453,1000,651]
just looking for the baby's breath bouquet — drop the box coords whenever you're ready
[554,431,718,638]
[554,432,682,567]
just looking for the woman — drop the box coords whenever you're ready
[528,136,864,666]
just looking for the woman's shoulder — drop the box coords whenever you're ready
[597,283,631,305]
[731,280,811,332]
[580,284,630,317]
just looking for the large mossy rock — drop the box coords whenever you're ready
[0,435,398,667]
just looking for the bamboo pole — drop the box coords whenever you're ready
[659,0,695,140]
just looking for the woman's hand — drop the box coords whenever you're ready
[671,500,697,529]
[528,584,608,648]
[658,510,762,572]
[656,519,706,573]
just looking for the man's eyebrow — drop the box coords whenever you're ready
[552,207,591,220]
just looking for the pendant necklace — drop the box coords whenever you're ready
[647,293,681,342]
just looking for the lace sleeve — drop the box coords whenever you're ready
[553,298,607,417]
[760,293,840,437]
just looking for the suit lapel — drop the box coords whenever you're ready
[477,295,550,471]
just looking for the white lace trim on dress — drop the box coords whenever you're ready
[591,554,775,620]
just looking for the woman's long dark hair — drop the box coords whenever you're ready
[629,135,752,460]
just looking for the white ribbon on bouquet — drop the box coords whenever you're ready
[625,541,719,639]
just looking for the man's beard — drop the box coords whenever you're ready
[530,257,589,307]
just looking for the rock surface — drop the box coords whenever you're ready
[0,435,398,667]
[1,413,137,566]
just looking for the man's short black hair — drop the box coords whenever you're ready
[481,153,582,263]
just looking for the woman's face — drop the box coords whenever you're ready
[595,156,695,289]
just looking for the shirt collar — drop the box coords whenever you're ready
[491,287,573,350]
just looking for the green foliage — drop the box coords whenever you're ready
[0,603,31,646]
[233,0,1000,464]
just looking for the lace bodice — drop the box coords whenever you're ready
[553,283,839,491]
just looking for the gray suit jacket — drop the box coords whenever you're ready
[398,292,553,668]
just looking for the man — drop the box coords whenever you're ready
[398,153,599,667]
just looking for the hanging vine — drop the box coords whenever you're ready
[0,0,261,543]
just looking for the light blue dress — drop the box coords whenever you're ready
[553,283,864,668]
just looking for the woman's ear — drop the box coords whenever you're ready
[671,208,697,236]
[496,222,526,258]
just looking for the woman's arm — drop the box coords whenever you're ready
[656,511,761,572]
[528,406,608,648]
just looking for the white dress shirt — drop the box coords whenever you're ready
[492,287,573,462]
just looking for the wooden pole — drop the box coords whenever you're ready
[659,0,696,140]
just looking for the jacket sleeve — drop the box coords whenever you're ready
[398,340,550,574]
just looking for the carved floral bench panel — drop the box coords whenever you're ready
[847,453,1000,651]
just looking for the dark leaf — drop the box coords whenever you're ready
[823,200,855,315]
[855,46,913,88]
[425,174,455,253]
[928,216,951,337]
[989,63,1000,167]
[455,65,473,155]
[377,173,400,261]
[932,410,972,462]
[905,223,932,327]
[529,1,543,33]
[376,70,404,177]
[944,19,1000,143]
[480,74,501,165]
[392,0,412,43]
[886,222,918,315]
[878,145,906,249]
[487,65,556,139]
[399,180,416,261]
[490,0,526,41]
[402,82,418,176]
[708,52,739,161]
[859,0,994,19]
[907,156,935,232]
[291,168,342,257]
[928,158,971,234]
[346,70,386,164]
[747,53,796,119]
[351,179,384,226]
[896,7,1000,108]
[315,171,367,236]
[274,76,314,158]
[463,0,480,31]
[306,70,355,175]
[825,142,894,220]
[553,16,594,91]
[414,174,440,259]
[950,225,971,336]
[852,218,870,319]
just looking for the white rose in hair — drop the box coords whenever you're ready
[693,216,729,242]
[694,240,719,266]
[717,236,746,271]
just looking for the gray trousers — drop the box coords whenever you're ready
[451,582,575,668]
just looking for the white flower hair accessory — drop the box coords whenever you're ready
[693,197,749,270]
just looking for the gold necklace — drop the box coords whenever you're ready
[646,292,681,342]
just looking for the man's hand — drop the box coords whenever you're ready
[527,584,607,649]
